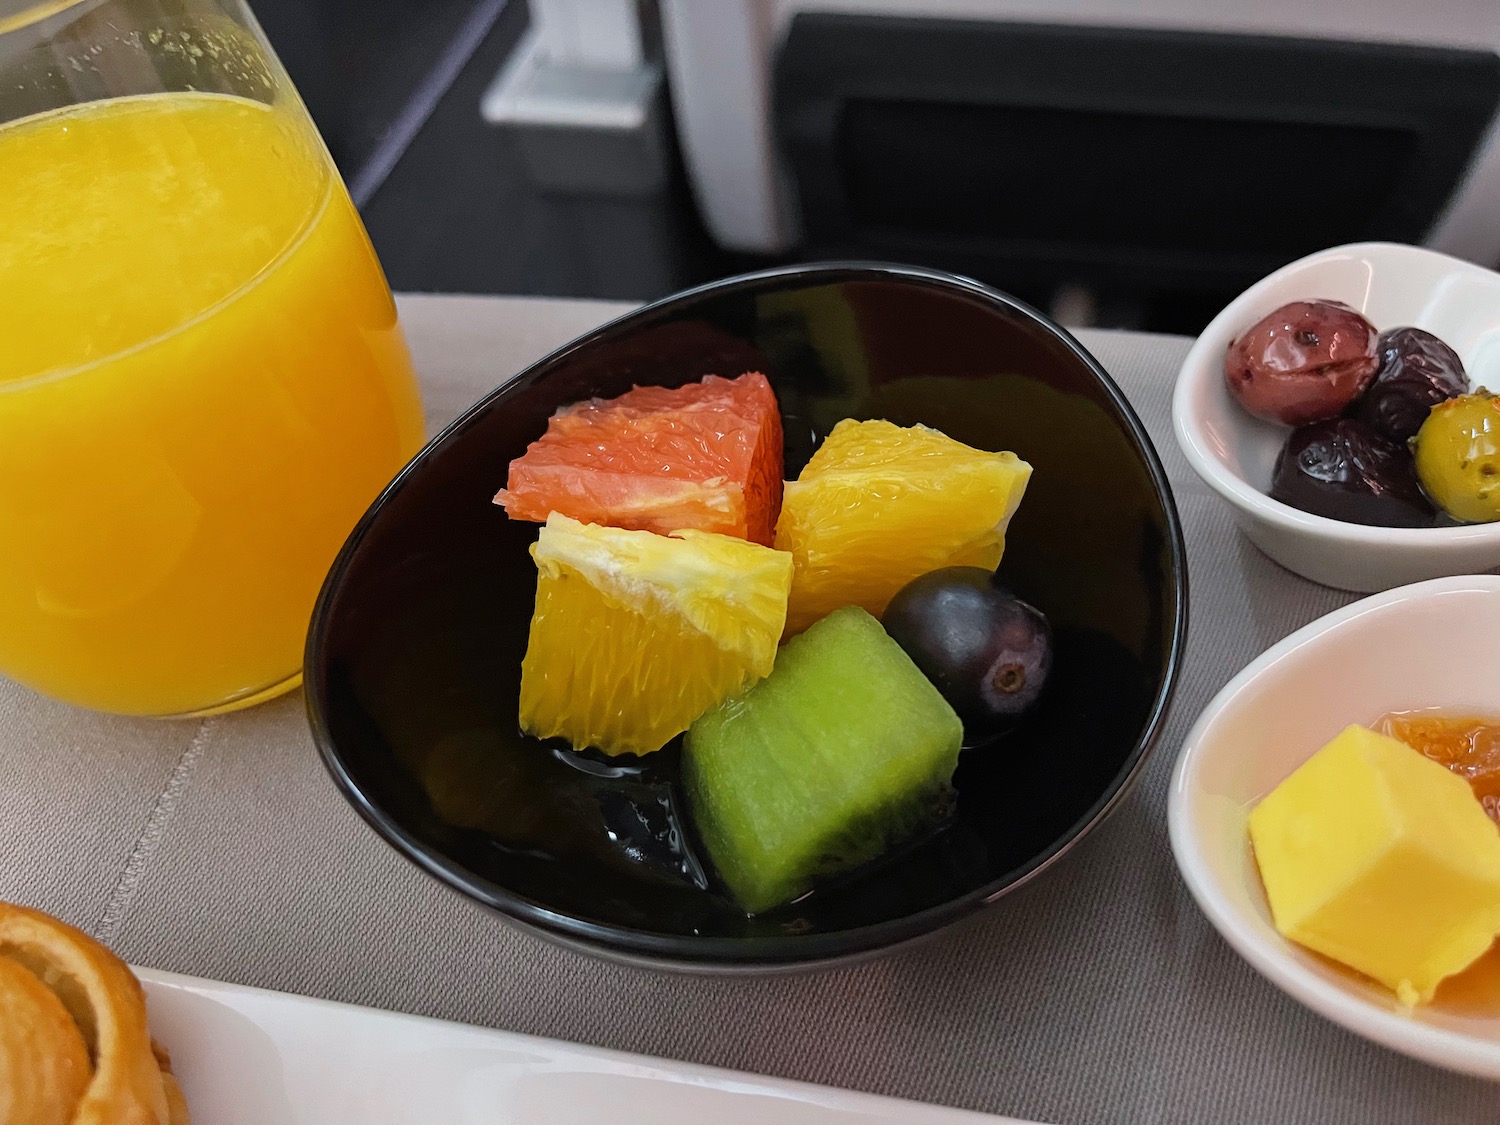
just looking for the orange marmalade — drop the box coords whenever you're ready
[1379,712,1500,824]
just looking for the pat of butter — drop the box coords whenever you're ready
[1249,724,1500,1006]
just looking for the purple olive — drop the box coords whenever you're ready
[1270,418,1437,528]
[1354,327,1468,442]
[1226,300,1379,425]
[881,567,1052,742]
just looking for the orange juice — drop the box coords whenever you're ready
[0,91,425,715]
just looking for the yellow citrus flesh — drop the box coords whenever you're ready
[775,419,1032,634]
[519,513,793,755]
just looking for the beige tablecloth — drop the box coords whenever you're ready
[3,294,1491,1125]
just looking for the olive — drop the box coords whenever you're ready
[881,567,1052,742]
[1355,327,1468,442]
[1269,418,1437,528]
[1413,393,1500,523]
[1225,300,1379,425]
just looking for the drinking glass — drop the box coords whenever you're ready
[0,0,426,715]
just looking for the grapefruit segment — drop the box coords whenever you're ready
[496,372,784,545]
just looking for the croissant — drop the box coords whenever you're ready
[0,903,189,1125]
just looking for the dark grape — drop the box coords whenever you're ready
[1270,418,1437,528]
[882,567,1052,742]
[1354,327,1468,442]
[1226,300,1379,425]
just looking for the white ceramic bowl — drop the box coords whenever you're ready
[1173,242,1500,592]
[1169,574,1500,1079]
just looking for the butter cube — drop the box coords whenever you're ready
[1248,724,1500,1005]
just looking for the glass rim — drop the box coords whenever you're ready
[0,0,95,36]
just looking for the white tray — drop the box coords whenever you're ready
[139,967,1029,1124]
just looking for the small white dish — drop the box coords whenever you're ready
[139,966,1021,1124]
[1172,242,1500,592]
[1168,574,1500,1079]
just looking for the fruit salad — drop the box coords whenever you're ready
[1224,301,1497,527]
[496,372,1052,914]
[1249,714,1500,1007]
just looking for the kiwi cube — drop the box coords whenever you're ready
[683,605,963,914]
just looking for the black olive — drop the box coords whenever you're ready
[1354,327,1468,443]
[1270,418,1438,528]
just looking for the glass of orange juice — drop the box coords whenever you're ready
[0,0,426,716]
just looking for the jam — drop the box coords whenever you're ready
[1378,711,1500,824]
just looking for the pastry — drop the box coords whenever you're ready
[0,903,188,1125]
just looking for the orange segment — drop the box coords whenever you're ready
[495,372,784,545]
[519,514,793,756]
[774,419,1032,634]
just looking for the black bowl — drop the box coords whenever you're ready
[306,264,1188,970]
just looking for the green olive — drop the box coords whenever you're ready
[1413,393,1500,523]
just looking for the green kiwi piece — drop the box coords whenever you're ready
[683,606,963,914]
